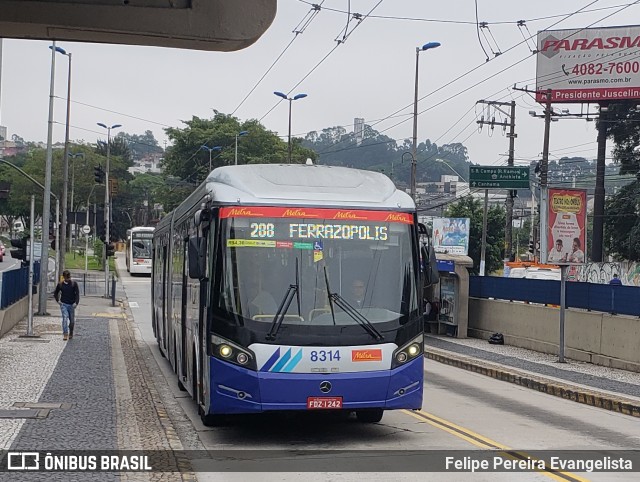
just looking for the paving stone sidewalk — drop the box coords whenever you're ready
[0,292,194,480]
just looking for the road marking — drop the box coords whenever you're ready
[403,410,589,482]
[129,302,139,308]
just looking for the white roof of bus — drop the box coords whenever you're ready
[205,164,414,210]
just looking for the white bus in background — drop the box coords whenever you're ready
[126,226,155,275]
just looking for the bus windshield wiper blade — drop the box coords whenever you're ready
[323,267,336,326]
[266,259,301,341]
[330,292,384,341]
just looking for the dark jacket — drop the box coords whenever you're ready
[609,277,622,286]
[54,280,80,305]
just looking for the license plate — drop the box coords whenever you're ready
[307,397,343,409]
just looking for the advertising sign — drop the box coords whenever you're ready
[545,189,587,265]
[536,25,640,103]
[432,218,470,255]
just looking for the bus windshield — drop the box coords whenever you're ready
[216,207,418,334]
[131,233,153,259]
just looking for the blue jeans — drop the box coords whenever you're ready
[60,303,75,335]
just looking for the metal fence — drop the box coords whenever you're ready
[469,276,640,317]
[0,262,41,309]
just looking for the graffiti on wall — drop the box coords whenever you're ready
[567,261,640,286]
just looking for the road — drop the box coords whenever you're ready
[0,255,19,273]
[117,258,640,481]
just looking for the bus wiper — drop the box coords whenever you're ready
[266,259,301,341]
[323,267,336,326]
[329,292,384,341]
[323,268,382,341]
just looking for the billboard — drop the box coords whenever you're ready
[432,218,470,255]
[536,25,640,103]
[544,189,587,265]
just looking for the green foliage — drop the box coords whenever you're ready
[302,125,469,187]
[116,130,162,161]
[445,196,506,274]
[162,113,316,184]
[604,181,640,260]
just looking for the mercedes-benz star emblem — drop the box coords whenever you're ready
[319,381,332,393]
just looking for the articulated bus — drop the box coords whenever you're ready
[126,226,155,275]
[152,163,437,425]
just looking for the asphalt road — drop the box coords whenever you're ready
[116,256,640,481]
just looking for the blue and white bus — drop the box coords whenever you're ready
[126,226,154,275]
[152,163,437,425]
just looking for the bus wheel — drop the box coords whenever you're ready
[199,408,226,427]
[356,409,384,423]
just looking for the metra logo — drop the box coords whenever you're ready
[351,349,382,362]
[229,208,260,217]
[283,209,313,217]
[333,211,361,220]
[384,213,410,223]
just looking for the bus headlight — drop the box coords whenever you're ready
[211,335,257,370]
[391,334,423,369]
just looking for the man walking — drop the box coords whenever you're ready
[54,270,80,340]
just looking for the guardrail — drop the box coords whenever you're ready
[0,262,41,309]
[469,276,639,317]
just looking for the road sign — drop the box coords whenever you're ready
[82,225,91,235]
[469,166,530,189]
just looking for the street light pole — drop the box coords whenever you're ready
[97,122,121,297]
[37,42,58,315]
[235,131,248,165]
[52,46,72,276]
[201,145,222,171]
[411,42,441,200]
[274,92,307,163]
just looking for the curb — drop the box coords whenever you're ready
[425,349,640,418]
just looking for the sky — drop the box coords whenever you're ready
[1,0,638,169]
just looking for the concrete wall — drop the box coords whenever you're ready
[0,295,29,338]
[469,298,640,373]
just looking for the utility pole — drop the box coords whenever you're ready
[476,99,517,260]
[592,103,608,262]
[539,89,552,263]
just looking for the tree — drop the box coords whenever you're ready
[162,113,316,184]
[602,101,640,260]
[446,196,505,274]
[116,130,163,161]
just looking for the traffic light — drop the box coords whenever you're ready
[94,166,104,184]
[106,242,115,257]
[9,237,27,263]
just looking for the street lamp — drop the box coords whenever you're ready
[235,130,248,165]
[274,91,307,163]
[201,145,222,171]
[37,41,59,315]
[411,41,441,200]
[50,45,72,274]
[97,122,122,297]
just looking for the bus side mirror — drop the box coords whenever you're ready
[188,236,205,279]
[421,244,439,286]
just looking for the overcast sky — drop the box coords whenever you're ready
[1,0,638,168]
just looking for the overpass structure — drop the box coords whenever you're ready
[0,0,277,52]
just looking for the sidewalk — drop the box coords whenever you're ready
[425,334,640,417]
[0,273,192,480]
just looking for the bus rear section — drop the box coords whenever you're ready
[201,205,424,423]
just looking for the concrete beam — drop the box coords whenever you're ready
[0,0,277,52]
